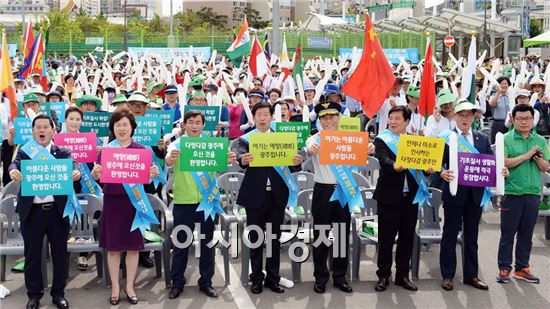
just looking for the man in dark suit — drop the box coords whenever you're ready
[373,105,425,292]
[439,100,508,291]
[8,115,80,309]
[236,102,302,294]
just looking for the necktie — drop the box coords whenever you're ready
[462,132,469,144]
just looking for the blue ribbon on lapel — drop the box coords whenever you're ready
[106,140,160,235]
[377,129,431,207]
[241,129,299,209]
[21,140,82,223]
[438,129,493,210]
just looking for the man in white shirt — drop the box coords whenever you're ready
[305,101,375,294]
[425,89,457,137]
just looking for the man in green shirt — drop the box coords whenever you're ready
[165,110,236,299]
[497,104,550,284]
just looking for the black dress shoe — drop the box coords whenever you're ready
[375,277,390,292]
[250,282,263,294]
[139,254,154,268]
[109,296,120,305]
[395,277,418,291]
[26,298,40,309]
[264,282,285,293]
[334,281,353,293]
[168,287,183,299]
[52,296,69,309]
[125,289,139,305]
[441,278,454,291]
[314,284,326,294]
[464,278,489,290]
[199,286,219,298]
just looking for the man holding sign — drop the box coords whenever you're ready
[164,110,236,299]
[9,115,80,309]
[305,101,374,294]
[236,102,303,294]
[373,106,432,292]
[438,100,508,291]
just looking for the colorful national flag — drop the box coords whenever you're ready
[19,32,40,80]
[1,31,18,120]
[248,36,269,78]
[29,32,48,91]
[292,32,303,80]
[263,33,271,62]
[341,15,396,118]
[418,37,435,116]
[461,36,477,104]
[227,18,251,66]
[280,34,291,81]
[20,20,35,79]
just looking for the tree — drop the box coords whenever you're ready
[76,7,87,17]
[148,13,168,33]
[96,10,107,22]
[196,7,228,30]
[233,7,269,29]
[174,9,202,32]
[530,19,543,38]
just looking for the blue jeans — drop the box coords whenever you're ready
[170,204,215,289]
[497,195,539,271]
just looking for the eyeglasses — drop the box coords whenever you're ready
[514,117,533,123]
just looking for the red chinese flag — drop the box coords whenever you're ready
[418,40,435,116]
[342,16,396,118]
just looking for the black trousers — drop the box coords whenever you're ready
[1,140,14,187]
[245,191,285,285]
[490,120,507,144]
[170,204,215,289]
[21,205,70,300]
[440,189,482,280]
[311,183,351,285]
[376,194,418,279]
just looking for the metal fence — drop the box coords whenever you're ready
[7,30,431,59]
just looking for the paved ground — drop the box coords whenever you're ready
[1,208,549,309]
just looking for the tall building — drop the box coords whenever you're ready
[100,0,123,15]
[126,0,158,19]
[182,0,307,28]
[1,0,50,13]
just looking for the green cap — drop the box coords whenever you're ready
[76,95,102,109]
[188,76,204,88]
[23,93,39,104]
[436,89,457,107]
[146,80,164,93]
[190,90,206,99]
[30,86,46,96]
[111,94,128,105]
[454,99,481,113]
[406,86,420,99]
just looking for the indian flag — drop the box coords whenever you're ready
[227,18,251,66]
[461,36,477,104]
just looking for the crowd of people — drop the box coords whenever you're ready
[1,46,549,309]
